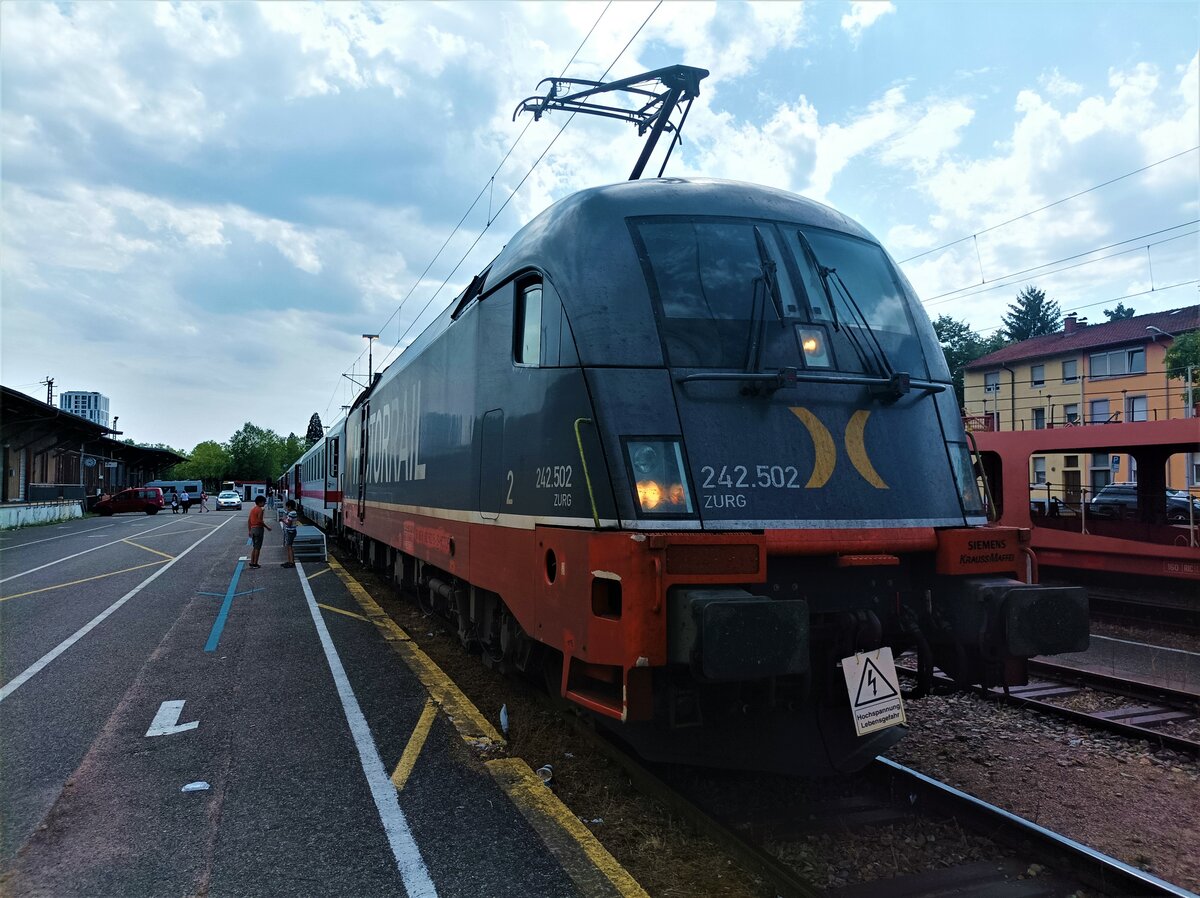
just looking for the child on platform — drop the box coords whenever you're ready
[281,499,298,568]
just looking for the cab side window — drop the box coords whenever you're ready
[514,282,543,366]
[513,274,577,368]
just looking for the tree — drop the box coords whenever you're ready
[282,433,305,469]
[1164,330,1200,410]
[933,315,1009,406]
[170,439,232,485]
[1001,286,1061,342]
[227,422,286,483]
[306,413,324,447]
[1103,302,1136,321]
[172,440,231,484]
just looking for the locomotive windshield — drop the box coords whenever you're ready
[632,217,928,376]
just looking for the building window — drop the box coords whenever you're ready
[983,371,1000,393]
[1032,407,1045,430]
[1032,457,1047,484]
[1030,364,1045,387]
[1064,455,1079,468]
[1125,395,1148,422]
[1064,403,1080,425]
[1089,347,1145,378]
[1089,398,1110,424]
[1062,359,1078,382]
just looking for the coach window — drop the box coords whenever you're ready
[514,281,543,366]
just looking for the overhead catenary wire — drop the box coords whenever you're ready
[376,0,664,372]
[954,279,1200,340]
[898,145,1200,264]
[325,1,617,416]
[921,224,1199,308]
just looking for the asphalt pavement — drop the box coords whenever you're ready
[0,511,633,897]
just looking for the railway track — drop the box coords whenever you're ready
[896,646,1200,754]
[1017,659,1200,752]
[577,719,1194,898]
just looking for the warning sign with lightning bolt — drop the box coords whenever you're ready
[840,647,906,736]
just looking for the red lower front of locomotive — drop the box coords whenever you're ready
[349,507,1088,773]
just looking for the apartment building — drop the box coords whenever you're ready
[59,390,110,428]
[963,305,1198,499]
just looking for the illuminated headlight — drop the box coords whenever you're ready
[797,326,830,367]
[625,439,694,515]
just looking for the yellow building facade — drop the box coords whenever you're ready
[963,307,1198,505]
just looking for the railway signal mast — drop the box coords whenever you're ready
[514,64,709,181]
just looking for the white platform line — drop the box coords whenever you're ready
[0,517,191,585]
[0,516,235,704]
[294,563,437,898]
[0,523,117,552]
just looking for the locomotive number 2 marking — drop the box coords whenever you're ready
[534,465,573,489]
[505,470,514,505]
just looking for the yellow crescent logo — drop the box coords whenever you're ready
[845,410,888,489]
[789,407,889,490]
[789,407,837,488]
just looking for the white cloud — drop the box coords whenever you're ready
[841,2,895,41]
[1040,68,1082,99]
[153,2,242,62]
[3,3,226,147]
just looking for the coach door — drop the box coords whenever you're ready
[357,403,369,522]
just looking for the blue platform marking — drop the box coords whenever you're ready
[204,559,254,653]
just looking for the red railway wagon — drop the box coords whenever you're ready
[972,418,1200,581]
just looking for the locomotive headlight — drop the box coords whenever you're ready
[798,326,831,367]
[626,439,694,515]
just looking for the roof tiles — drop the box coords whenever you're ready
[965,305,1199,369]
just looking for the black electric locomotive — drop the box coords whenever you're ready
[307,177,1087,774]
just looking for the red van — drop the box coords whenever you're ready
[94,487,166,516]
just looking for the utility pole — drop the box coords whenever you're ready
[40,376,55,406]
[362,334,379,383]
[1188,365,1195,419]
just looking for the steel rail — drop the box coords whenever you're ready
[871,758,1196,898]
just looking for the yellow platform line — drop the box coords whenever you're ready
[0,560,168,603]
[327,556,648,898]
[487,757,648,898]
[391,697,438,791]
[121,538,176,560]
[328,557,503,747]
[318,602,368,622]
[307,567,330,581]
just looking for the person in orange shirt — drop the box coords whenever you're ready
[247,495,272,568]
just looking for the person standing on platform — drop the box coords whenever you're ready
[280,499,298,568]
[247,495,271,568]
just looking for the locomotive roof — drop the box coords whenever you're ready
[380,178,907,378]
[488,177,875,281]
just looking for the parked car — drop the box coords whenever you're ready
[94,487,165,516]
[216,490,243,510]
[1089,483,1200,522]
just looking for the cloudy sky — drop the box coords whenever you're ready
[2,1,1197,452]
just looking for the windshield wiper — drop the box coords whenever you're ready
[797,230,876,374]
[743,226,783,375]
[794,230,840,332]
[795,230,918,400]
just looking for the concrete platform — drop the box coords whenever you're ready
[0,515,645,897]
